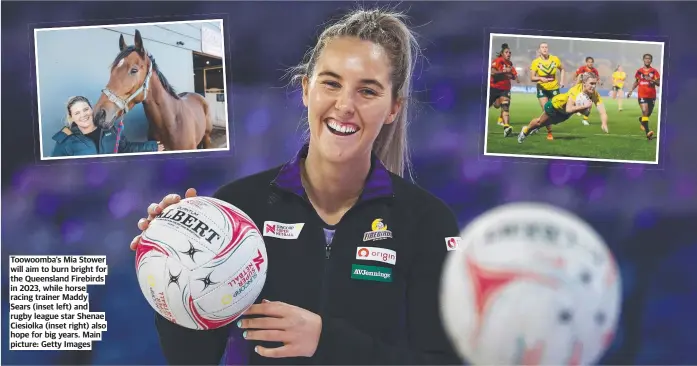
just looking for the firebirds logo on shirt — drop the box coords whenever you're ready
[362,218,392,242]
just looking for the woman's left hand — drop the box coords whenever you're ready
[239,299,322,358]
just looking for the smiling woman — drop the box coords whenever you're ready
[50,95,161,157]
[130,7,462,365]
[291,14,416,180]
[301,37,402,182]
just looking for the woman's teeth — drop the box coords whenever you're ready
[327,120,357,135]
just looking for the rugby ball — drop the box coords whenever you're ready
[135,196,268,330]
[575,92,592,116]
[440,202,621,365]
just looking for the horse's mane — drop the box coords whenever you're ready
[110,46,180,100]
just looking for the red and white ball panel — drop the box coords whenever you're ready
[440,202,621,365]
[136,196,268,330]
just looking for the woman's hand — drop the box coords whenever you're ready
[239,300,322,358]
[129,188,198,250]
[157,141,165,151]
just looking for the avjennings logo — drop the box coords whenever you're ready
[350,264,392,283]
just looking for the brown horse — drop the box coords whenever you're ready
[93,30,212,150]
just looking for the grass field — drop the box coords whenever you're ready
[484,92,660,163]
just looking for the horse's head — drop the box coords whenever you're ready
[94,29,153,129]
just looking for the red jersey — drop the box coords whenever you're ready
[576,66,599,77]
[490,56,517,91]
[635,67,660,99]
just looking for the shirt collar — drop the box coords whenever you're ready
[271,143,393,202]
[70,123,101,135]
[69,123,83,134]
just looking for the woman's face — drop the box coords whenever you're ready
[643,55,652,67]
[302,37,401,164]
[503,49,511,60]
[69,101,94,130]
[583,77,598,94]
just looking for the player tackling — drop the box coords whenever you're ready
[518,72,608,144]
[626,54,659,141]
[489,43,519,137]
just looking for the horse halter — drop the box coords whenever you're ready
[102,54,153,114]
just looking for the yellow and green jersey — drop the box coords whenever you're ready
[530,55,563,90]
[551,83,603,113]
[612,71,626,88]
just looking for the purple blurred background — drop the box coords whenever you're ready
[2,1,697,365]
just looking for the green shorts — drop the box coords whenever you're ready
[536,86,560,99]
[543,101,571,125]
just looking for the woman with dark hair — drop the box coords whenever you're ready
[489,42,519,137]
[627,54,660,140]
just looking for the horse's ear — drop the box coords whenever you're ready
[119,34,127,51]
[134,30,144,52]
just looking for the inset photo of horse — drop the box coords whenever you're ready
[34,19,230,160]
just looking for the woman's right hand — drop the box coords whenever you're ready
[129,188,198,251]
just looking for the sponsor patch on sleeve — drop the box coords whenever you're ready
[445,237,462,251]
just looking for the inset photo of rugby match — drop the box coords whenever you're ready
[483,33,664,164]
[34,19,230,160]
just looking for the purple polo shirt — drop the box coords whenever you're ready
[222,143,394,365]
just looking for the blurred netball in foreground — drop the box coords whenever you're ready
[440,202,621,365]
